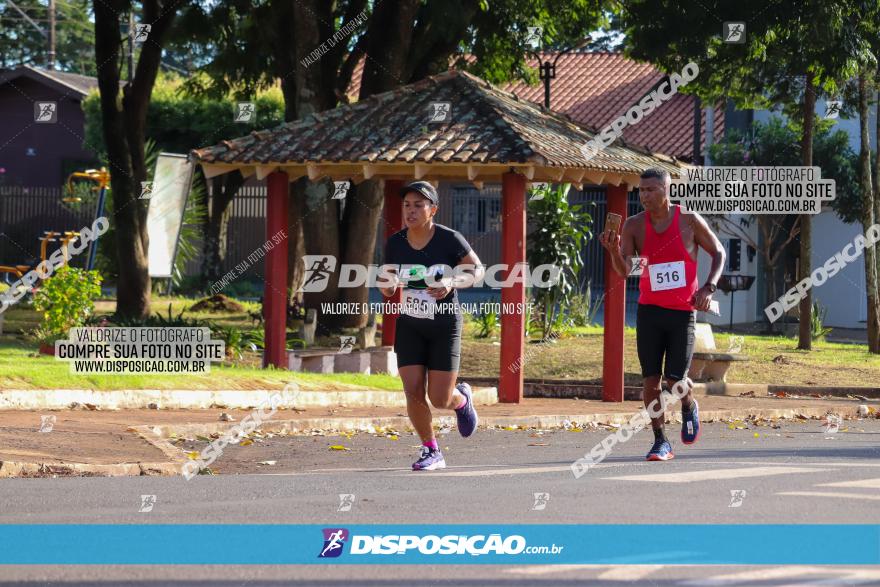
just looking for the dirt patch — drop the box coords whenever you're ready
[188,294,245,313]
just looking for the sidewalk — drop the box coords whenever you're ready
[0,395,872,478]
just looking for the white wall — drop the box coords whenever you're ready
[696,214,760,328]
[810,210,867,328]
[753,99,876,154]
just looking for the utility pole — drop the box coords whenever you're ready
[48,0,56,70]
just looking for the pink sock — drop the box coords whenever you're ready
[455,396,468,410]
[423,439,439,450]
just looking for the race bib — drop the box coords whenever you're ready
[648,261,686,291]
[402,289,437,320]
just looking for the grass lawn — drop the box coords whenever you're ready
[460,323,880,387]
[3,293,879,389]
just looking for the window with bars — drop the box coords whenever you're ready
[452,186,501,233]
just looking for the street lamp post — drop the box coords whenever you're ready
[529,38,590,109]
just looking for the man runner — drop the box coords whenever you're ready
[378,181,484,471]
[600,168,726,461]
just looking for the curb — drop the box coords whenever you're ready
[0,387,498,411]
[0,460,179,478]
[142,404,860,441]
[0,404,862,478]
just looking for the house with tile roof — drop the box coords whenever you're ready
[0,65,100,187]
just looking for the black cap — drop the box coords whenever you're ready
[399,181,439,206]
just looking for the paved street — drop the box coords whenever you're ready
[1,419,879,584]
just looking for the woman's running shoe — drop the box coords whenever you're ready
[412,446,446,471]
[454,382,478,437]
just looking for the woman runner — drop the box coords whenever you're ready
[377,181,484,471]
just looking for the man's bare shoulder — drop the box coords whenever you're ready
[622,212,646,232]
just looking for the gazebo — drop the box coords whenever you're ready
[190,70,687,403]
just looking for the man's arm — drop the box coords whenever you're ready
[600,217,638,278]
[687,212,726,311]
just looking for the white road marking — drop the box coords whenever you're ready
[680,566,880,586]
[818,477,880,489]
[506,565,664,579]
[405,465,572,477]
[777,490,880,501]
[603,466,829,483]
[598,565,666,580]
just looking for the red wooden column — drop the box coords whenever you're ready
[498,171,526,403]
[263,171,289,368]
[382,179,404,347]
[602,183,628,401]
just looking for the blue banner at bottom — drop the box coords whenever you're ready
[0,524,877,565]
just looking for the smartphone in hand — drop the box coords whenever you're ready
[605,212,622,236]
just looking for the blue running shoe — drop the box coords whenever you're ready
[412,446,446,471]
[646,439,675,461]
[454,382,479,437]
[681,399,700,445]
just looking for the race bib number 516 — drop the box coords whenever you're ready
[648,261,686,291]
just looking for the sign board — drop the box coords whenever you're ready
[147,153,194,278]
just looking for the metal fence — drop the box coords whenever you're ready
[0,186,98,267]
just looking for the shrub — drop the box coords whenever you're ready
[32,266,102,342]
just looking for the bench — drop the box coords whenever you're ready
[690,323,748,382]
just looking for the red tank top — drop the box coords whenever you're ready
[638,205,699,311]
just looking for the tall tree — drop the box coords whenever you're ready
[623,0,872,350]
[857,72,880,352]
[93,0,180,318]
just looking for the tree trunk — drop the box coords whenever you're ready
[797,74,816,350]
[287,180,306,302]
[203,172,243,286]
[762,259,778,334]
[93,0,176,319]
[865,76,880,353]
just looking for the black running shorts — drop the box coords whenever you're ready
[636,303,695,381]
[394,315,462,372]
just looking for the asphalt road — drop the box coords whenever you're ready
[1,419,880,585]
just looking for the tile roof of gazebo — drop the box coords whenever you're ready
[190,69,690,188]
